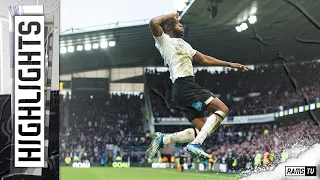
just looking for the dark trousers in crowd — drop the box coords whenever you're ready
[180,161,184,172]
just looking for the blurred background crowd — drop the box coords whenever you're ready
[146,62,320,117]
[157,120,320,172]
[59,93,151,166]
[59,61,320,172]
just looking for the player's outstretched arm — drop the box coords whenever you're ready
[149,12,179,37]
[193,51,248,72]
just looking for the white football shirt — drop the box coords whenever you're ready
[153,32,197,83]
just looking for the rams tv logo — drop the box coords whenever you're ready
[285,166,317,176]
[14,15,45,167]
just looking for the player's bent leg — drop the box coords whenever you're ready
[185,117,210,160]
[206,97,229,135]
[206,97,229,116]
[186,97,229,160]
[163,127,199,144]
[193,97,229,144]
[148,128,200,158]
[190,117,206,131]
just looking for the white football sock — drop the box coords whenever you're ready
[163,128,199,144]
[191,114,222,145]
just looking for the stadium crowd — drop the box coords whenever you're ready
[59,88,319,172]
[59,61,320,173]
[59,92,151,165]
[146,62,320,117]
[157,119,320,172]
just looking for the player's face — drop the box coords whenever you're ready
[173,22,184,33]
[170,20,184,38]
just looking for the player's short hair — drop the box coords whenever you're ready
[160,19,173,32]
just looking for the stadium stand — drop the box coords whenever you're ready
[59,93,151,165]
[157,120,320,172]
[60,62,320,172]
[146,61,320,117]
[57,0,320,178]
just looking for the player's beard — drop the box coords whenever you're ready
[173,29,184,38]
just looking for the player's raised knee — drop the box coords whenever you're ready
[215,106,229,121]
[222,105,229,115]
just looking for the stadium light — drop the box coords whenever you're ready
[109,41,116,47]
[310,103,315,110]
[248,15,257,24]
[316,102,320,108]
[92,43,99,49]
[60,47,67,54]
[288,109,293,115]
[84,44,91,51]
[250,6,257,15]
[100,41,108,48]
[240,23,248,30]
[279,111,283,117]
[67,46,74,53]
[284,110,288,116]
[77,45,83,51]
[294,108,298,113]
[235,26,242,32]
[299,106,304,112]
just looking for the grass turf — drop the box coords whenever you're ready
[60,167,240,180]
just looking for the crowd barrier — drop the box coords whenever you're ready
[151,163,228,172]
[154,104,320,125]
[155,113,275,125]
[65,161,228,172]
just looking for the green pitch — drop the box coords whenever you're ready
[60,167,240,180]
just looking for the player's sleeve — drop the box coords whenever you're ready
[153,32,169,47]
[185,43,197,57]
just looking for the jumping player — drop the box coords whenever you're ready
[147,12,248,159]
